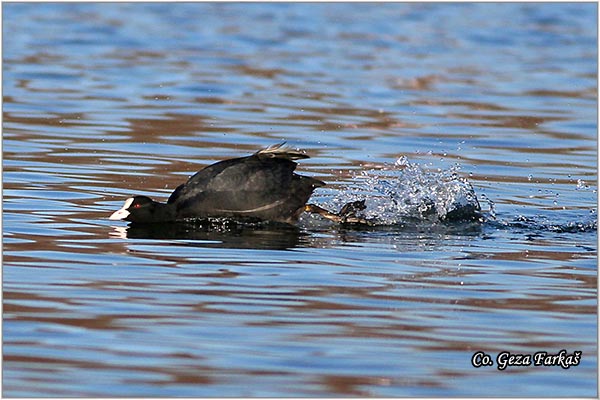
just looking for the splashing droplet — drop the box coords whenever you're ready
[325,157,484,225]
[576,179,589,190]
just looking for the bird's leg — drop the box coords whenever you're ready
[304,204,343,223]
[304,200,371,225]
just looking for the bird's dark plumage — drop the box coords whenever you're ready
[110,144,325,224]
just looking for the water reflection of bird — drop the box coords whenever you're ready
[110,143,366,225]
[110,222,305,250]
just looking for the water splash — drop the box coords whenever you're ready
[495,215,597,234]
[576,179,590,190]
[323,156,484,225]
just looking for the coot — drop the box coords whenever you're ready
[109,144,366,224]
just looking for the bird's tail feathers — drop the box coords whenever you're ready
[255,142,309,160]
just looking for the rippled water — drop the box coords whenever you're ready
[3,3,597,397]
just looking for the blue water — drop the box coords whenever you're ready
[3,3,597,397]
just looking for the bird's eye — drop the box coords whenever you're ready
[133,204,142,209]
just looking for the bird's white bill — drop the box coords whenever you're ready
[109,198,134,220]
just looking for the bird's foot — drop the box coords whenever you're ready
[305,200,371,225]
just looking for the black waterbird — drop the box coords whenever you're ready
[109,144,367,225]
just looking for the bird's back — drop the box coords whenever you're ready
[168,146,324,223]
